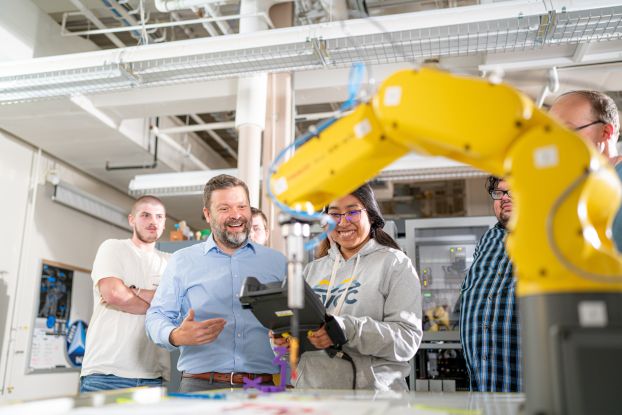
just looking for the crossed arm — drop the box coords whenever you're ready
[98,277,155,315]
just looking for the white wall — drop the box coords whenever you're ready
[0,130,136,400]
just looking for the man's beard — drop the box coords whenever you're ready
[212,217,250,249]
[134,225,159,243]
[497,204,511,228]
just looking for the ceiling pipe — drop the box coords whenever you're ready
[203,4,233,35]
[102,0,143,39]
[191,6,221,37]
[170,11,197,38]
[70,0,126,48]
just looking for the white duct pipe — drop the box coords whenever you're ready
[235,0,273,206]
[155,0,221,12]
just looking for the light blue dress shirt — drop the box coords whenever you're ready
[146,235,287,374]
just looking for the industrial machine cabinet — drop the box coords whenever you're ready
[404,216,497,391]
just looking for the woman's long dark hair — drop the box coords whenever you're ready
[316,183,401,258]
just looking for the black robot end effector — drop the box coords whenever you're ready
[324,314,347,348]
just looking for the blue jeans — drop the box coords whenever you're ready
[80,374,163,393]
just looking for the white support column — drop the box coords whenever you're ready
[261,1,295,252]
[235,0,272,207]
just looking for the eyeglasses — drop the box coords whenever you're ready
[490,189,511,200]
[327,208,366,223]
[573,120,605,131]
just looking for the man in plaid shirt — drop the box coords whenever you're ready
[459,176,522,392]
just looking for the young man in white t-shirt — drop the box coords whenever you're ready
[80,196,171,392]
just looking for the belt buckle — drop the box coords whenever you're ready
[230,371,236,385]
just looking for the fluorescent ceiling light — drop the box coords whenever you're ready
[52,181,131,231]
[128,168,238,197]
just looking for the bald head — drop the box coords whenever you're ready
[550,91,619,157]
[131,195,165,216]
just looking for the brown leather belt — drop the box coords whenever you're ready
[182,371,273,385]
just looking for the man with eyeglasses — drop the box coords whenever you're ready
[549,91,622,251]
[250,207,269,246]
[459,176,522,392]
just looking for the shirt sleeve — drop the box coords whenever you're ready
[336,255,423,362]
[91,240,126,293]
[145,253,184,351]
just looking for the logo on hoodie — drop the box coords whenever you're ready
[313,278,361,309]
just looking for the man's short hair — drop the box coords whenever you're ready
[131,195,165,216]
[558,90,620,139]
[203,174,250,209]
[251,207,268,228]
[486,176,503,195]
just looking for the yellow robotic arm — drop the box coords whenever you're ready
[271,68,622,415]
[271,68,622,295]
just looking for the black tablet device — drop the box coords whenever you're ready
[239,276,326,350]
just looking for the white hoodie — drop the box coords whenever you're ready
[294,238,422,391]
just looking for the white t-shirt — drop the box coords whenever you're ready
[81,239,171,380]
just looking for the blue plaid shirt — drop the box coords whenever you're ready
[459,223,522,392]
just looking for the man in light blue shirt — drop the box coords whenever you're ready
[146,174,287,392]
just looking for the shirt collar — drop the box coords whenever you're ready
[494,222,508,232]
[202,234,256,255]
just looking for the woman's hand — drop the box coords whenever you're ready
[307,325,334,349]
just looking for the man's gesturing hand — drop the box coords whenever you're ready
[169,309,226,346]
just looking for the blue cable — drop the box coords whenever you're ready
[267,62,366,251]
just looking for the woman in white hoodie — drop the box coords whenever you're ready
[276,183,422,391]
